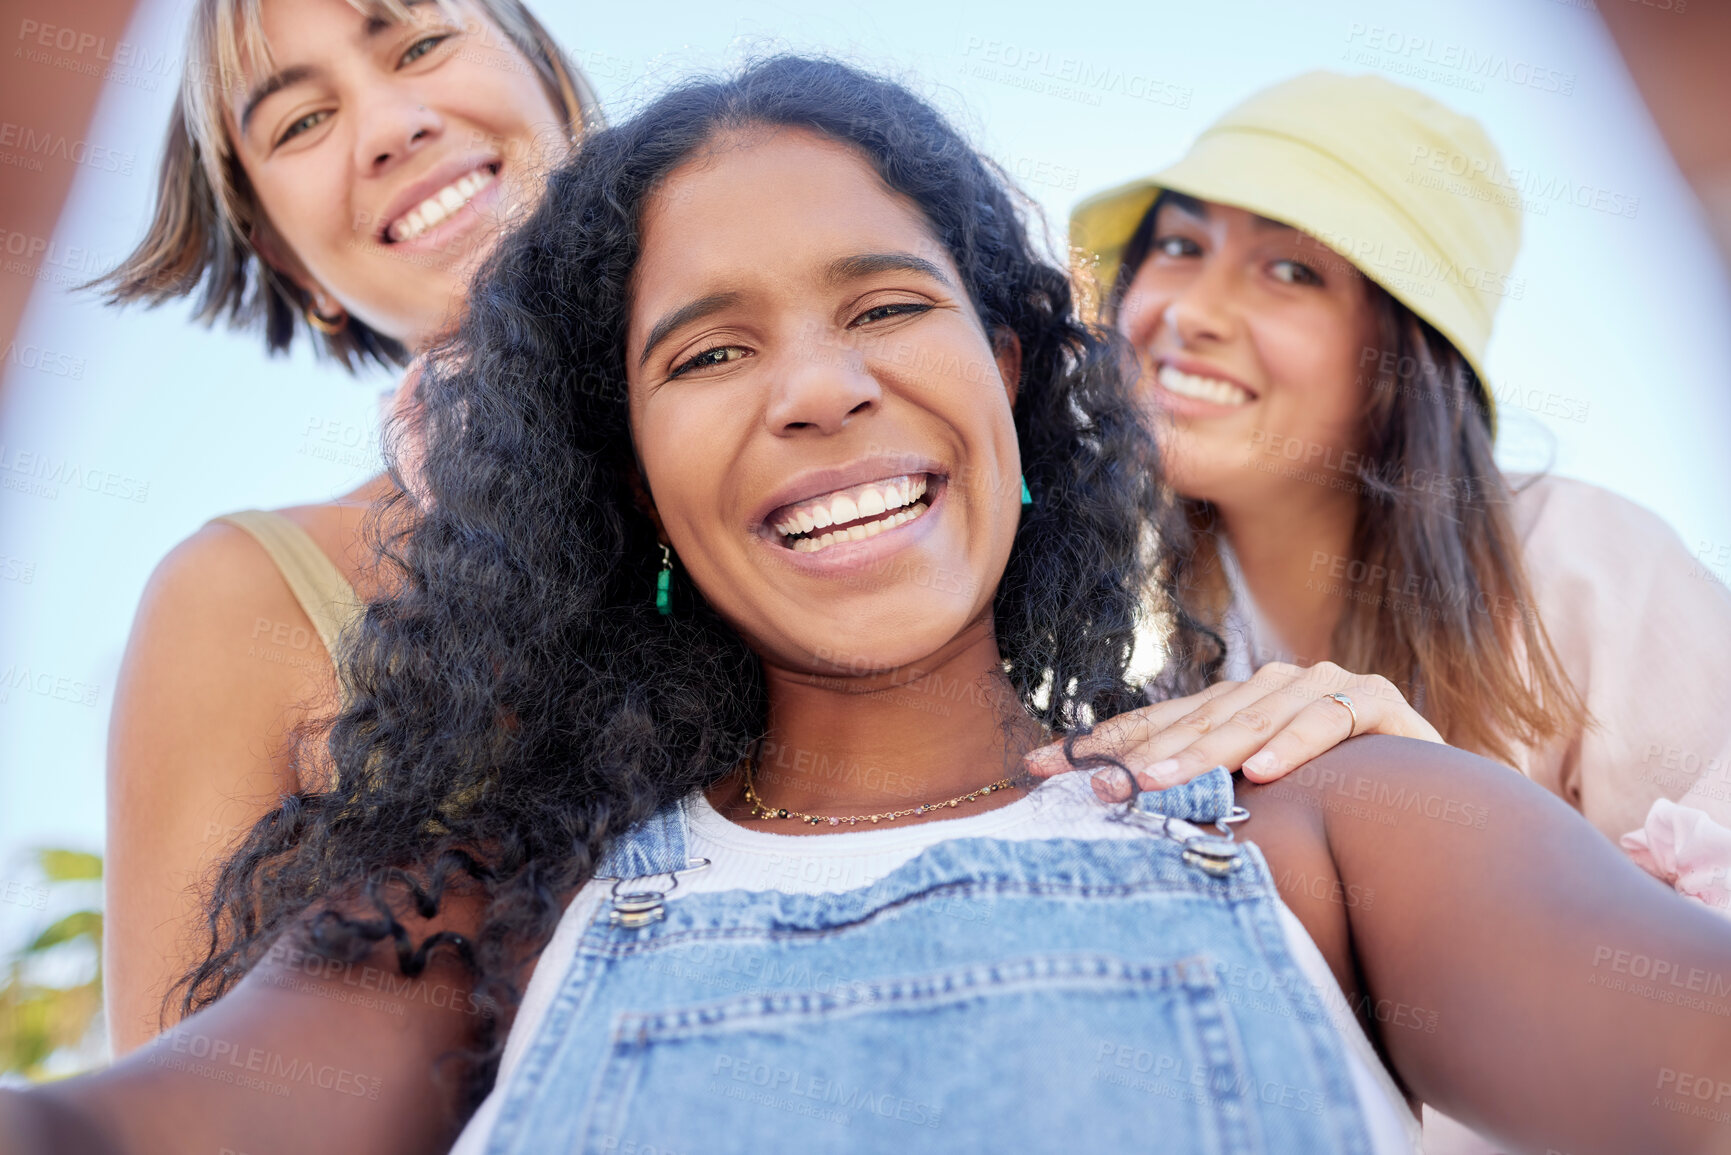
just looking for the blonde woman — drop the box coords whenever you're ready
[92,0,602,1055]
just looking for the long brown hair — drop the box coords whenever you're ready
[84,0,603,371]
[1121,193,1587,765]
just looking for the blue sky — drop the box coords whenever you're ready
[3,0,1729,892]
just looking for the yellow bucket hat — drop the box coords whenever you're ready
[1071,70,1521,409]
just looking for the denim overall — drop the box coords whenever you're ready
[481,769,1379,1154]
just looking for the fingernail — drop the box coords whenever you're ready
[1024,746,1059,772]
[1146,759,1179,783]
[1242,752,1275,777]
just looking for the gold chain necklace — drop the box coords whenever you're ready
[741,749,1015,827]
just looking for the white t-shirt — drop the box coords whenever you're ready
[452,771,1421,1154]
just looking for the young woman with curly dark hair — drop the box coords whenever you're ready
[97,4,1431,1058]
[9,57,1729,1155]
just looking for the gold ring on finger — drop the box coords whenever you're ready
[1325,692,1359,738]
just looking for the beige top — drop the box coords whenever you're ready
[210,509,364,667]
[1213,474,1731,842]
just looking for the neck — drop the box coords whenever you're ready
[709,617,1043,831]
[1213,484,1359,665]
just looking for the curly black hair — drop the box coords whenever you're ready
[175,55,1213,1116]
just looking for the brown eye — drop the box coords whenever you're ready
[1270,259,1322,286]
[851,302,930,327]
[671,345,749,378]
[1154,236,1200,258]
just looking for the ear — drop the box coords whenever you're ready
[626,463,670,547]
[992,327,1023,408]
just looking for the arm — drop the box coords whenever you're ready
[3,900,489,1155]
[1243,735,1731,1155]
[104,523,338,1055]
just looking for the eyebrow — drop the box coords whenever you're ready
[240,66,314,136]
[636,250,956,371]
[638,292,743,370]
[1163,193,1290,234]
[238,0,432,137]
[824,251,956,289]
[361,0,434,37]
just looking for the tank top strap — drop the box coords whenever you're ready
[210,509,363,664]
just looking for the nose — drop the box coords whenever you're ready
[763,340,881,436]
[1120,258,1239,352]
[353,92,443,177]
[1161,258,1240,348]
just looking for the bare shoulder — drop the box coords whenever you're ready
[1242,735,1515,813]
[134,519,328,669]
[114,479,401,794]
[136,466,393,671]
[1233,738,1577,993]
[114,519,339,786]
[1244,735,1578,856]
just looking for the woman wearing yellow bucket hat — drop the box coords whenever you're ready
[1065,72,1731,876]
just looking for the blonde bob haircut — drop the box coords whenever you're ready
[89,0,604,371]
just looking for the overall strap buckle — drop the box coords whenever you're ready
[1178,829,1245,877]
[1123,766,1250,877]
[593,858,711,929]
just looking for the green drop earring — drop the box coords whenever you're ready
[1020,476,1033,506]
[655,544,673,616]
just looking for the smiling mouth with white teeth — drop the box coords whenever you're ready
[771,474,933,554]
[1157,364,1254,407]
[387,164,500,243]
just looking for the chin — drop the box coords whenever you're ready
[1150,456,1224,506]
[1156,454,1214,501]
[810,606,977,677]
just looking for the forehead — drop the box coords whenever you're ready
[229,0,388,73]
[634,128,948,293]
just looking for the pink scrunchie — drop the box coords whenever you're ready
[1621,799,1731,917]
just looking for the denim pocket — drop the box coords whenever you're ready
[578,953,1265,1155]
